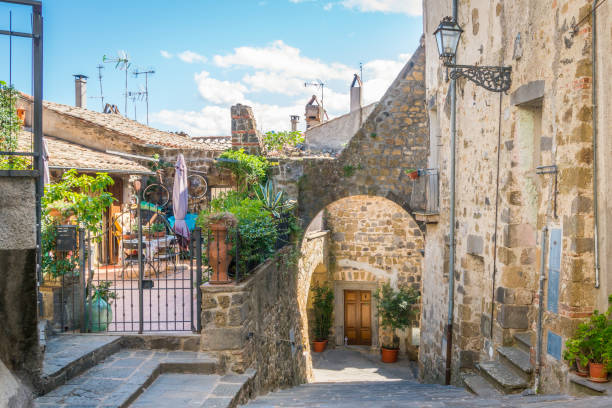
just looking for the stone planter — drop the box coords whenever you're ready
[40,274,82,331]
[381,347,399,363]
[588,362,609,383]
[208,221,233,284]
[312,340,327,353]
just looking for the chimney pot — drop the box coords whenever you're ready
[74,74,88,108]
[290,115,300,132]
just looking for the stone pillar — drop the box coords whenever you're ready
[231,104,262,155]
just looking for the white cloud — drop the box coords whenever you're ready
[194,71,248,105]
[160,50,173,59]
[213,40,353,81]
[178,50,208,64]
[242,72,305,96]
[324,3,333,10]
[340,0,421,15]
[151,106,229,136]
[154,44,413,136]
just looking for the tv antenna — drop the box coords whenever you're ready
[88,64,105,111]
[103,51,131,116]
[360,62,363,83]
[133,68,155,125]
[304,79,326,112]
[127,89,146,122]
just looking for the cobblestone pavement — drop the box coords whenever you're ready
[243,348,612,408]
[35,349,216,407]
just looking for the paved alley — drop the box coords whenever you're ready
[242,348,612,408]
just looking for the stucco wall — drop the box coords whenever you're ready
[304,103,377,154]
[420,0,609,391]
[0,175,40,394]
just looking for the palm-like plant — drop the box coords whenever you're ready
[254,180,296,218]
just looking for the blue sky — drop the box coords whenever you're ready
[0,0,422,135]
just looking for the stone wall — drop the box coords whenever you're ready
[231,104,262,155]
[420,0,611,391]
[200,246,310,396]
[320,196,423,353]
[270,39,428,227]
[0,175,40,397]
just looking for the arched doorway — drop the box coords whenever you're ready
[299,195,424,357]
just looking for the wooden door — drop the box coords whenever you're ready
[344,290,372,345]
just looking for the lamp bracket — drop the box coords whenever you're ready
[446,64,512,93]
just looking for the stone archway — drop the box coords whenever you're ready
[298,195,424,358]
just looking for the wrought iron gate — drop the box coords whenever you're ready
[83,200,202,333]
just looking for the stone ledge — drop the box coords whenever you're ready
[305,230,330,240]
[0,169,39,177]
[413,211,439,223]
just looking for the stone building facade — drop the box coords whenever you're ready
[420,0,611,394]
[300,196,424,355]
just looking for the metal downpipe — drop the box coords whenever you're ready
[445,0,458,386]
[534,227,548,393]
[592,0,600,289]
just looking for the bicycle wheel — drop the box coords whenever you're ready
[142,183,170,208]
[188,174,208,199]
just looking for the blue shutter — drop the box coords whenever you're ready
[547,229,561,313]
[547,331,562,360]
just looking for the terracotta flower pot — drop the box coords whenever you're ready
[575,358,588,377]
[408,171,419,180]
[381,347,399,363]
[16,108,26,126]
[588,362,609,383]
[208,221,233,284]
[313,340,328,353]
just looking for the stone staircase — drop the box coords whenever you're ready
[463,331,534,396]
[35,334,255,408]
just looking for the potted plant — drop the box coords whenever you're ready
[311,283,334,352]
[405,168,419,180]
[145,222,166,239]
[203,212,238,284]
[87,281,117,332]
[374,283,420,363]
[564,295,612,382]
[563,336,589,377]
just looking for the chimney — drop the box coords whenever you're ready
[350,74,362,112]
[73,74,88,108]
[290,115,299,132]
[305,95,323,129]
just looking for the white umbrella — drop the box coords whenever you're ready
[172,154,189,241]
[42,137,50,186]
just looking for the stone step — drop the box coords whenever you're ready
[40,334,122,394]
[462,373,502,398]
[497,346,533,376]
[131,370,256,408]
[513,332,533,354]
[476,361,528,394]
[35,350,218,407]
[569,373,610,397]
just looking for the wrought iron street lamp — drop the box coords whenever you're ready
[434,16,512,93]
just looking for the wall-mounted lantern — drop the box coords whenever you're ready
[434,16,512,93]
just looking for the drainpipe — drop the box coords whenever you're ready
[445,0,458,386]
[592,0,600,289]
[534,227,548,393]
